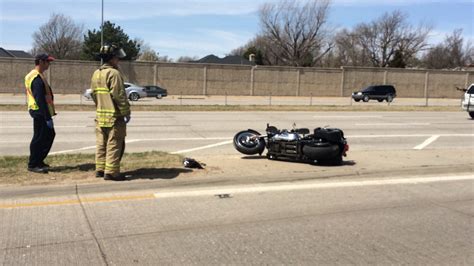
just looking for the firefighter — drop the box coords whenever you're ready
[90,44,130,181]
[25,53,56,174]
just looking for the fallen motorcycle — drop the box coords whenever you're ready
[233,124,349,165]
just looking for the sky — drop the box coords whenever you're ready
[0,0,473,60]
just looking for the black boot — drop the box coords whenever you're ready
[28,166,48,174]
[104,174,126,181]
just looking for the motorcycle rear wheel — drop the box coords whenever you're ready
[302,142,342,165]
[233,130,266,155]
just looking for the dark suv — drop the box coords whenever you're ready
[143,85,168,99]
[352,85,397,102]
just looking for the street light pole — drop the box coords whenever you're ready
[100,0,104,64]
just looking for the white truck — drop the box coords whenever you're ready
[460,83,474,118]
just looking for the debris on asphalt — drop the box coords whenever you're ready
[183,157,205,169]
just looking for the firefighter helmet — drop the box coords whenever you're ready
[99,44,126,59]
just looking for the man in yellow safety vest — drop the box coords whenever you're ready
[90,44,130,181]
[24,53,56,174]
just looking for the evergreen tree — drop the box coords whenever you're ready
[81,21,140,61]
[243,46,264,65]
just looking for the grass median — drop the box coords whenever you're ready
[0,104,461,112]
[0,151,187,186]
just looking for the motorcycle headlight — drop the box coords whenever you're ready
[357,92,362,95]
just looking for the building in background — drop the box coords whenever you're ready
[0,48,33,59]
[193,54,255,66]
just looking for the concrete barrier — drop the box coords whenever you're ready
[1,58,472,98]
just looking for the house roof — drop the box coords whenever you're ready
[0,47,33,58]
[194,54,255,65]
[195,54,221,64]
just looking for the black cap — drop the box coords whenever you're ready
[35,53,55,62]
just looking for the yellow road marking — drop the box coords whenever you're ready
[0,194,155,209]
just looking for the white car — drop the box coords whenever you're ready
[461,83,474,119]
[83,82,147,101]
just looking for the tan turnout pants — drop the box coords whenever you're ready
[95,119,126,176]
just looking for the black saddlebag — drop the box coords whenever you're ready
[313,127,344,143]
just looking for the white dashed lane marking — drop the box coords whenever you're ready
[413,135,441,150]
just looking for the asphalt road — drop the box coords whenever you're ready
[0,111,473,265]
[0,175,473,265]
[1,111,473,156]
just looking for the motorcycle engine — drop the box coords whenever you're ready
[271,131,299,141]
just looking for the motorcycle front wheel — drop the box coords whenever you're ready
[233,130,266,155]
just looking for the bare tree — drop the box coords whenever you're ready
[330,29,370,67]
[176,56,199,63]
[423,29,473,69]
[258,0,333,66]
[229,35,269,65]
[397,23,432,65]
[137,44,160,62]
[32,13,83,59]
[319,11,431,68]
[421,44,448,69]
[158,55,173,63]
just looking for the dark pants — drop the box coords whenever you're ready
[29,117,55,168]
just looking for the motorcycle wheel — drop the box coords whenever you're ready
[302,142,341,162]
[233,130,266,155]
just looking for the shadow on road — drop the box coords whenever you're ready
[50,163,95,172]
[49,164,192,181]
[240,155,266,160]
[240,156,357,167]
[317,160,357,167]
[123,168,192,180]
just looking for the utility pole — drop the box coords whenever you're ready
[100,0,104,64]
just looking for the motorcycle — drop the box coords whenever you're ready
[233,123,349,165]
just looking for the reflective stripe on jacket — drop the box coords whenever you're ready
[24,69,56,116]
[90,64,130,127]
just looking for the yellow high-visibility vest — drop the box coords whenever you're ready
[24,69,56,116]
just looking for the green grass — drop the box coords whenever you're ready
[0,151,185,185]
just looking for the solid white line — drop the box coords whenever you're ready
[153,174,474,199]
[0,125,89,129]
[314,115,383,118]
[126,137,230,142]
[414,135,440,150]
[49,139,143,155]
[356,123,430,126]
[171,140,233,154]
[348,133,473,138]
[50,145,96,155]
[128,134,474,141]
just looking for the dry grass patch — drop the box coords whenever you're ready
[0,151,186,186]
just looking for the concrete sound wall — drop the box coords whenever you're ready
[0,58,32,94]
[1,57,472,98]
[156,63,204,95]
[253,67,297,96]
[206,65,251,96]
[300,68,341,97]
